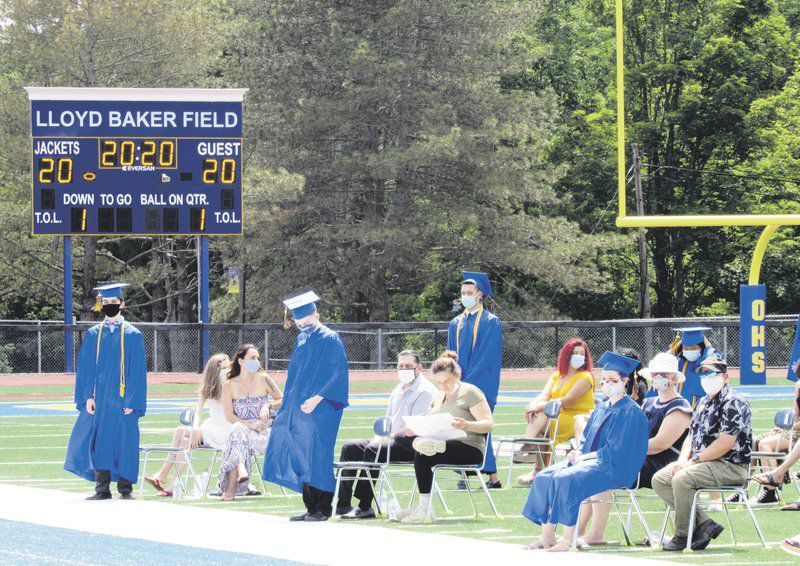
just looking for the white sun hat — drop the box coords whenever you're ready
[639,352,686,383]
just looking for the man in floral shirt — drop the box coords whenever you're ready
[652,358,752,551]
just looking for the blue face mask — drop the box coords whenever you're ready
[461,295,477,310]
[243,359,260,373]
[297,322,315,337]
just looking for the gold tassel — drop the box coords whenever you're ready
[91,293,102,313]
[283,307,292,329]
[668,334,682,355]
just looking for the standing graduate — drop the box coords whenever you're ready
[447,271,503,487]
[522,351,649,552]
[262,291,349,521]
[667,327,719,408]
[64,283,147,500]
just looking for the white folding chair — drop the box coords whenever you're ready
[495,399,562,487]
[331,416,400,517]
[572,474,659,548]
[421,435,502,521]
[139,407,198,496]
[653,479,768,551]
[750,408,800,498]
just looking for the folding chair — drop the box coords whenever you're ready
[495,399,562,487]
[750,408,800,498]
[331,416,400,517]
[653,479,768,551]
[422,435,502,521]
[139,407,197,496]
[571,474,659,549]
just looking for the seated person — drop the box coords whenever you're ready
[397,351,494,524]
[576,352,692,546]
[144,353,231,496]
[335,349,437,519]
[516,338,596,485]
[218,344,283,501]
[748,377,800,505]
[572,348,647,443]
[521,351,649,552]
[652,358,753,551]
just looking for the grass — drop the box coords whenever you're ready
[1,381,798,564]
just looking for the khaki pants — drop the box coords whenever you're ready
[652,460,747,537]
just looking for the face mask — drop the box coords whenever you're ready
[461,295,477,310]
[570,354,585,369]
[701,375,725,396]
[602,380,625,398]
[243,359,260,373]
[297,322,315,336]
[397,369,416,384]
[654,376,672,392]
[449,381,459,394]
[102,303,121,318]
[683,349,701,362]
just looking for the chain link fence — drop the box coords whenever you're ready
[0,316,796,374]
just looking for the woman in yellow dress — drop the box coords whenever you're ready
[516,337,596,485]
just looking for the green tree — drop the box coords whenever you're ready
[224,0,625,322]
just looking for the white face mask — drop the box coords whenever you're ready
[654,376,672,392]
[570,354,585,369]
[397,369,416,384]
[243,359,260,373]
[683,349,701,362]
[461,295,477,310]
[701,375,725,396]
[602,380,625,398]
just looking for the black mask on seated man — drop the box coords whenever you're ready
[102,303,121,318]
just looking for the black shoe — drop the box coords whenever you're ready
[341,507,376,520]
[86,492,112,500]
[304,511,329,522]
[289,512,309,522]
[487,480,502,489]
[455,480,468,490]
[119,493,134,500]
[726,492,742,503]
[752,487,780,505]
[335,505,354,516]
[244,490,262,496]
[691,519,724,550]
[662,535,687,551]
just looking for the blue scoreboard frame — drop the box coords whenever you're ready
[26,88,247,236]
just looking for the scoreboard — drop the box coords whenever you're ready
[26,88,247,236]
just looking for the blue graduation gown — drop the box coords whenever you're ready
[64,320,147,483]
[262,325,349,493]
[522,395,648,527]
[448,309,502,473]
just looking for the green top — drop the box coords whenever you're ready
[429,381,488,453]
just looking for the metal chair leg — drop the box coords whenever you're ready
[425,470,437,522]
[476,469,501,518]
[572,503,583,548]
[743,493,768,548]
[139,451,149,496]
[435,482,451,515]
[463,472,478,517]
[331,468,343,518]
[721,493,736,545]
[686,492,700,551]
[659,506,672,544]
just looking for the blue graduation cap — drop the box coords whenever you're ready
[93,283,129,299]
[673,326,711,347]
[283,291,320,319]
[462,271,493,297]
[597,351,640,376]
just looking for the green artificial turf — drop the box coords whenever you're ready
[1,385,798,564]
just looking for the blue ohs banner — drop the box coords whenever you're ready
[739,284,767,385]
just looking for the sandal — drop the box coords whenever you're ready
[780,500,800,511]
[144,475,169,494]
[753,473,782,488]
[781,537,800,556]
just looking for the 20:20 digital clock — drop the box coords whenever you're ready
[98,138,177,168]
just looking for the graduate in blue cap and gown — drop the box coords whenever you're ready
[447,271,503,487]
[63,283,147,499]
[522,351,648,552]
[262,291,349,521]
[649,327,718,408]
